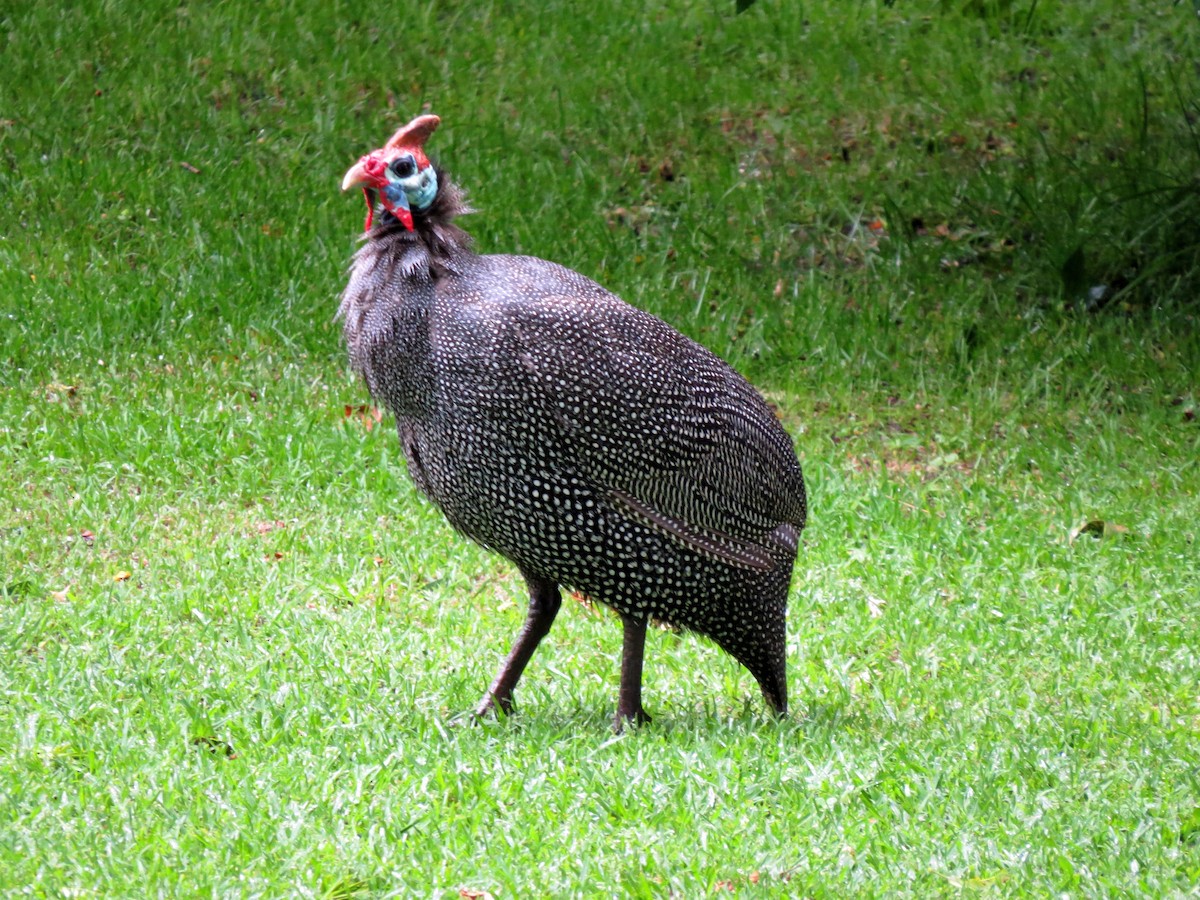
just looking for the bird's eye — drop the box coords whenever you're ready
[389,154,417,178]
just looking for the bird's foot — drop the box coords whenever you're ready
[612,705,652,734]
[467,691,515,723]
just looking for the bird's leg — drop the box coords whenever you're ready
[474,574,561,719]
[613,613,652,732]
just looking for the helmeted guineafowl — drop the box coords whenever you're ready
[339,114,807,729]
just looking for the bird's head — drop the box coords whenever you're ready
[341,114,441,232]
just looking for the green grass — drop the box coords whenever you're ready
[2,0,1199,895]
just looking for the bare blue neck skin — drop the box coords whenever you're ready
[403,167,439,211]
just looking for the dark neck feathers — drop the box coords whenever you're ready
[369,166,474,267]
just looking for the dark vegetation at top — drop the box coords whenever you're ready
[0,0,1197,383]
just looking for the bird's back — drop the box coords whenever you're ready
[350,250,806,600]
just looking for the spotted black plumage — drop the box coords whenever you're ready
[339,116,807,728]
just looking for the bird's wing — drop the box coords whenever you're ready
[492,290,806,561]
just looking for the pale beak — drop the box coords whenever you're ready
[341,156,377,192]
[342,153,390,231]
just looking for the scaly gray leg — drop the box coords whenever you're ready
[474,573,561,718]
[614,614,652,731]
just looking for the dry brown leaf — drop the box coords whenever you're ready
[344,404,383,431]
[569,590,595,610]
[45,382,78,400]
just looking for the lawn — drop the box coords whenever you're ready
[2,0,1199,896]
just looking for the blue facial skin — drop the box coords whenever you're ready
[383,181,411,215]
[403,167,439,212]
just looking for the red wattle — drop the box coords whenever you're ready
[362,188,374,231]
